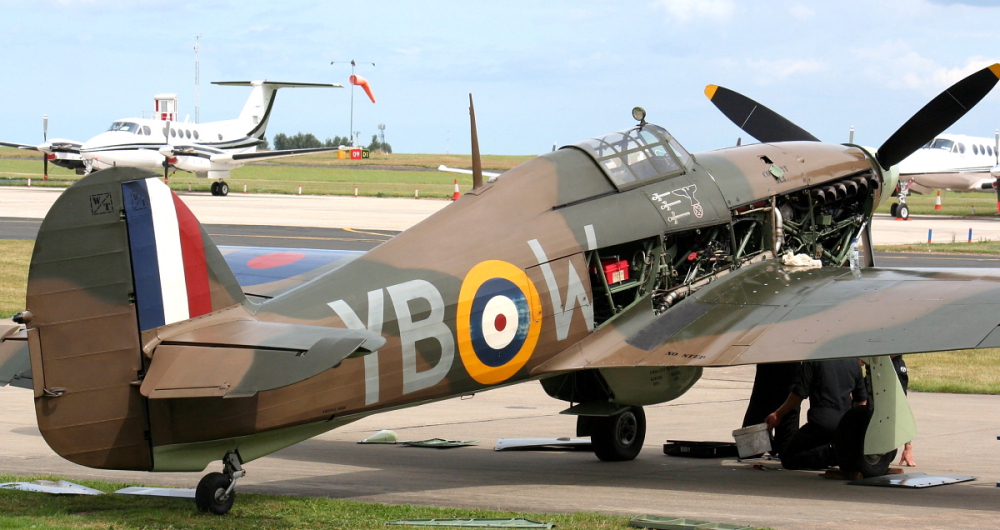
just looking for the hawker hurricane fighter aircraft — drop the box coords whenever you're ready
[2,65,1000,515]
[0,81,343,196]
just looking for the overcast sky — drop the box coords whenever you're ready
[0,0,998,155]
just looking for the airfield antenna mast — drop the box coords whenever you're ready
[378,123,386,152]
[331,59,375,146]
[194,35,201,124]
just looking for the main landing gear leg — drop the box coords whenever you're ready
[195,450,244,515]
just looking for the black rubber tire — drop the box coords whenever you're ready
[890,203,898,218]
[834,406,897,478]
[591,406,646,462]
[898,204,909,220]
[219,182,229,196]
[210,182,220,196]
[195,472,235,515]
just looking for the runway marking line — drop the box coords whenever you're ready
[343,227,396,238]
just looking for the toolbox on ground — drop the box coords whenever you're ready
[663,440,739,458]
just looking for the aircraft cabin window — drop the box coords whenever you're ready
[143,126,151,135]
[218,134,223,141]
[185,130,191,139]
[980,145,986,155]
[573,124,687,190]
[958,143,966,154]
[194,131,200,140]
[990,146,995,157]
[170,129,176,138]
[931,139,954,151]
[974,145,979,155]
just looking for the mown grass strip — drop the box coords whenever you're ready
[0,240,32,319]
[0,474,662,530]
[874,240,1000,254]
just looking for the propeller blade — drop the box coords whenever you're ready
[877,64,1000,169]
[43,114,48,142]
[469,93,483,190]
[994,129,998,165]
[43,155,48,181]
[42,115,49,180]
[704,85,820,143]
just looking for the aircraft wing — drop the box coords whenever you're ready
[0,141,43,152]
[218,246,364,300]
[210,147,344,164]
[437,164,502,178]
[533,260,1000,374]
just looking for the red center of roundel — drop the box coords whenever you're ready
[247,251,307,269]
[494,314,507,332]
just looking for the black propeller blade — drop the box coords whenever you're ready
[876,64,1000,169]
[704,84,820,143]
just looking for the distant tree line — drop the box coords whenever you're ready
[271,132,391,153]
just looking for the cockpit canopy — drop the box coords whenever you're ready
[573,124,691,190]
[107,121,152,136]
[108,121,140,133]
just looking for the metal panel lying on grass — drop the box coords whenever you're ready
[386,519,554,528]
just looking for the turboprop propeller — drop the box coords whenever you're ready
[157,121,177,182]
[705,64,1000,173]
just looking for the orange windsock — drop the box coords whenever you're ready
[350,75,376,103]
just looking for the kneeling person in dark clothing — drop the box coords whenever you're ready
[766,359,868,470]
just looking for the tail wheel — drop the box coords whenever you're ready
[592,406,646,462]
[195,472,235,515]
[835,406,897,478]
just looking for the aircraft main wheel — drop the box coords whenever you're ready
[890,203,898,218]
[219,182,230,196]
[591,406,646,462]
[195,472,235,515]
[834,406,897,478]
[898,204,910,220]
[210,182,220,196]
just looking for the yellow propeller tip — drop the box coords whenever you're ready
[704,85,719,100]
[990,63,1000,79]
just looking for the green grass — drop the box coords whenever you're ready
[0,240,31,319]
[0,474,641,530]
[874,240,1000,254]
[907,349,1000,394]
[0,147,535,198]
[875,190,999,217]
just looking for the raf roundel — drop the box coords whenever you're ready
[457,260,543,385]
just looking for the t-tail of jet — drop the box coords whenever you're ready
[211,81,343,140]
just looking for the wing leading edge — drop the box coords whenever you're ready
[533,261,1000,374]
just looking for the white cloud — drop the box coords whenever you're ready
[394,47,421,56]
[652,0,735,21]
[854,42,1000,91]
[744,58,825,84]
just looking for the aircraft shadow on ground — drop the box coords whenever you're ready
[258,439,999,513]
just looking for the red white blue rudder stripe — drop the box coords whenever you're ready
[122,178,213,331]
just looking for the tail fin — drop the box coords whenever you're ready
[212,80,343,140]
[25,167,244,470]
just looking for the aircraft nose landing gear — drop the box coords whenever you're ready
[196,450,244,515]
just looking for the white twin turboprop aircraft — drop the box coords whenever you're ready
[0,81,342,196]
[889,132,1000,218]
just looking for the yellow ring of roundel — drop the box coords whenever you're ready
[457,260,542,385]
